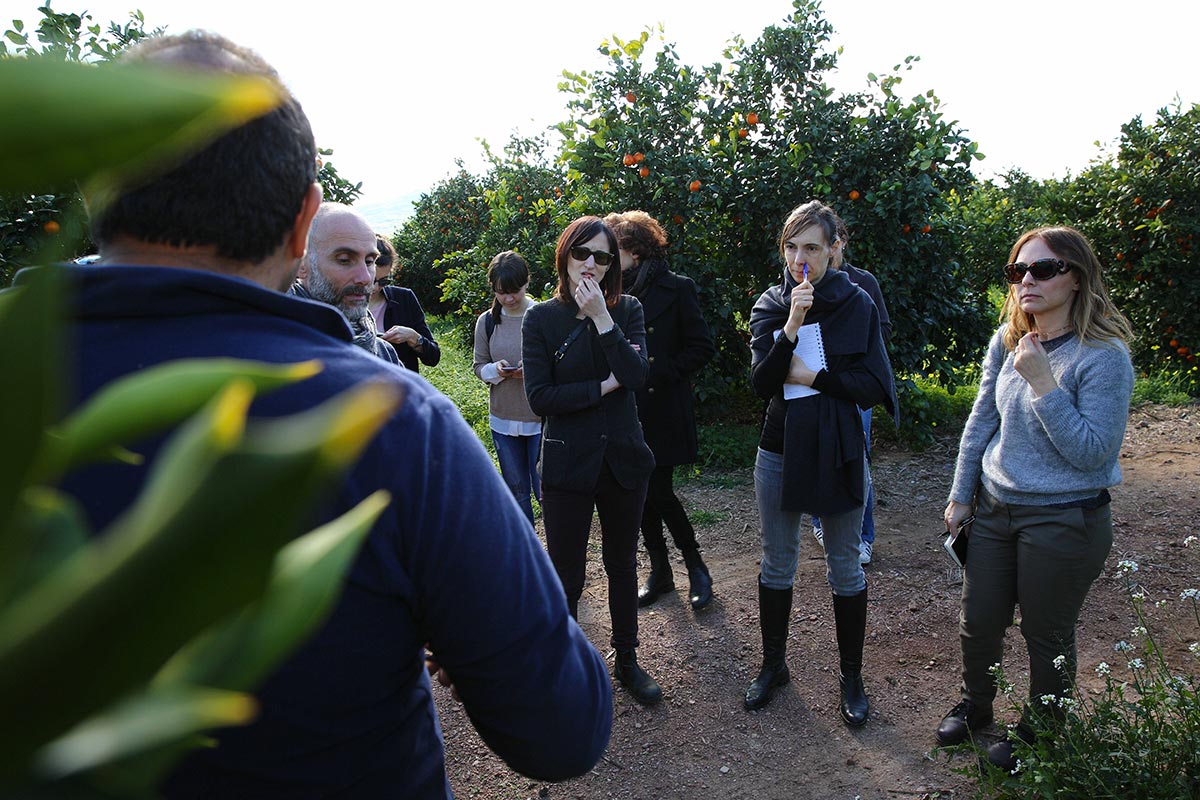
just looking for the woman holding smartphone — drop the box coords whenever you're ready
[523,216,662,705]
[936,227,1134,770]
[473,251,541,526]
[745,201,896,727]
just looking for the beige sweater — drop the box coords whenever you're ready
[473,306,541,424]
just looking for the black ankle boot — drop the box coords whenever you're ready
[832,588,869,727]
[614,649,663,705]
[637,547,674,608]
[744,577,792,711]
[680,546,713,610]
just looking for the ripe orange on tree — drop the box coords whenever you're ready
[639,166,650,178]
[633,152,644,163]
[43,220,61,234]
[738,128,748,138]
[673,214,684,224]
[689,180,701,192]
[622,154,635,166]
[626,91,636,103]
[746,112,759,125]
[848,190,860,201]
[902,224,911,234]
[921,224,932,234]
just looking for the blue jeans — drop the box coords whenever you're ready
[754,448,867,596]
[812,406,875,544]
[492,430,541,527]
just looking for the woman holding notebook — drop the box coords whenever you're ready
[744,201,896,727]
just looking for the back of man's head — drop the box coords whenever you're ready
[90,31,317,265]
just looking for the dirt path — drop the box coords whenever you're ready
[438,404,1200,800]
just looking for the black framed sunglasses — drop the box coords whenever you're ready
[1003,258,1072,283]
[569,245,615,267]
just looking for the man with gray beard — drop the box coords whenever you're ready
[294,202,400,364]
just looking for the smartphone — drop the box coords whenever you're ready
[499,363,519,373]
[942,515,974,569]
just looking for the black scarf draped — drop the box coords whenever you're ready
[750,268,898,515]
[622,256,667,299]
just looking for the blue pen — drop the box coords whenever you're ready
[803,262,808,282]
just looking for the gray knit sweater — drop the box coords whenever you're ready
[949,327,1134,507]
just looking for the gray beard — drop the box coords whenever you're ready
[307,264,367,322]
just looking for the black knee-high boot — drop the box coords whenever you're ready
[744,576,792,710]
[832,588,869,727]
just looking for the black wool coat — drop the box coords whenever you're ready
[523,296,656,493]
[632,266,715,467]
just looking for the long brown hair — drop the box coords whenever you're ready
[1000,226,1133,350]
[552,216,622,307]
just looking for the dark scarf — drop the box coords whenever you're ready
[621,256,667,299]
[750,268,897,514]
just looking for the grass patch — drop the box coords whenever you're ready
[421,316,493,456]
[688,509,728,527]
[1132,368,1198,406]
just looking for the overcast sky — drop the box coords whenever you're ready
[24,0,1200,229]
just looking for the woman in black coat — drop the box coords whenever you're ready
[523,216,662,705]
[605,211,716,611]
[368,236,441,373]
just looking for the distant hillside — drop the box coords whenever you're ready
[356,193,420,236]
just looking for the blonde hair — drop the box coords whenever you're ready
[1000,226,1134,351]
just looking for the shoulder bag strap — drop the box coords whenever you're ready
[554,319,590,362]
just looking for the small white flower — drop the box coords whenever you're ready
[1059,697,1077,711]
[1039,693,1057,706]
[1096,661,1111,675]
[1114,640,1134,653]
[1132,626,1148,637]
[1117,559,1139,574]
[1188,642,1199,657]
[1181,588,1200,601]
[1053,654,1067,670]
[1184,536,1198,547]
[1131,591,1146,602]
[1012,759,1025,775]
[1156,600,1168,608]
[1128,658,1145,670]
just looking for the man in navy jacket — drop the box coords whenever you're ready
[57,30,611,799]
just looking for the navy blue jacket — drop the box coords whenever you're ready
[44,265,612,799]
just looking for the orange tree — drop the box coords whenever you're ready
[550,0,987,434]
[1067,102,1200,394]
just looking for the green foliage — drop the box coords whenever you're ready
[963,556,1200,799]
[1131,371,1198,407]
[317,147,362,205]
[396,0,990,441]
[694,423,760,470]
[0,50,394,795]
[1068,102,1200,395]
[0,5,157,286]
[419,316,493,453]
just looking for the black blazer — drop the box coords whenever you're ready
[634,268,715,466]
[380,285,440,372]
[523,296,655,493]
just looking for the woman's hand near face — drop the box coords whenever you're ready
[1013,332,1058,397]
[782,279,813,339]
[575,277,615,331]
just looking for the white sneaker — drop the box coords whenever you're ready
[812,526,824,549]
[859,540,873,565]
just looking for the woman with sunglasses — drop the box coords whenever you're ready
[522,216,662,705]
[472,251,542,527]
[369,235,441,373]
[745,201,897,726]
[936,227,1134,769]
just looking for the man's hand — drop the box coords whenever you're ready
[425,653,460,702]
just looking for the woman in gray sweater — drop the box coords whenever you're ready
[935,226,1135,770]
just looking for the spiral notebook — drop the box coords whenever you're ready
[775,323,827,399]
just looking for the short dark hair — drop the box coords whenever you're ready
[553,216,621,307]
[375,234,397,272]
[90,31,317,264]
[604,210,668,262]
[487,250,530,328]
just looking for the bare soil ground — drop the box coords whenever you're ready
[437,404,1200,800]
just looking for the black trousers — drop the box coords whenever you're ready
[640,463,699,552]
[543,462,648,651]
